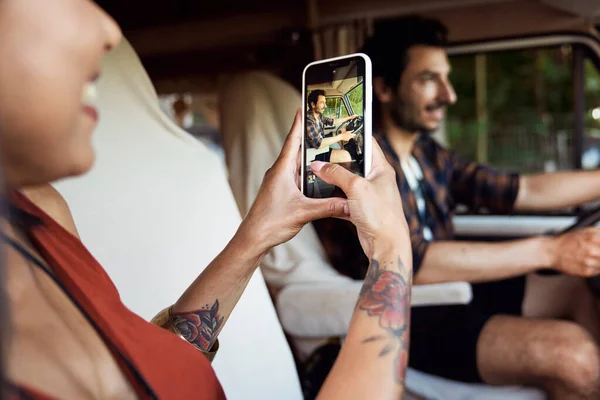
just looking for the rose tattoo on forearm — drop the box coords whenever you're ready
[357,258,411,385]
[172,300,224,352]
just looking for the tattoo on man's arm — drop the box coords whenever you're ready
[356,258,411,385]
[172,300,224,351]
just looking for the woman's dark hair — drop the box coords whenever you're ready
[307,89,326,111]
[361,15,449,90]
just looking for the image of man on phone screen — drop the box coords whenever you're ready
[306,89,357,163]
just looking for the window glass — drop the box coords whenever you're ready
[583,58,600,170]
[324,97,347,119]
[447,46,574,173]
[346,84,364,116]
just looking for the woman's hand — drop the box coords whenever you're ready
[236,109,349,254]
[311,138,409,259]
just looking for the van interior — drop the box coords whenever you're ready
[55,1,600,398]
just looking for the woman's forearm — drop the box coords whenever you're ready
[169,229,265,352]
[318,244,412,399]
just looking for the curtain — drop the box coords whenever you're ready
[312,19,373,61]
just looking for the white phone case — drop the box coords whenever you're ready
[301,53,373,196]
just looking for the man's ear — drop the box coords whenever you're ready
[373,77,393,104]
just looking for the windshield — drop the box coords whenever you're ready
[323,97,349,119]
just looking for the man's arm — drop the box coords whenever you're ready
[332,114,357,127]
[318,133,355,149]
[414,147,600,285]
[415,237,553,284]
[312,115,357,149]
[515,170,600,211]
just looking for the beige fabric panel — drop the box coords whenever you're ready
[53,39,302,400]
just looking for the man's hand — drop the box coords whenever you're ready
[339,132,356,142]
[238,109,348,254]
[547,227,600,277]
[311,138,409,259]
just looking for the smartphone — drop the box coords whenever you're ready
[301,53,372,199]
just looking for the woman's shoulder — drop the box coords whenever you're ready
[20,184,80,238]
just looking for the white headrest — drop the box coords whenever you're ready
[220,71,301,216]
[53,39,302,400]
[220,72,352,294]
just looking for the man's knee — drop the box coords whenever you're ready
[551,324,600,396]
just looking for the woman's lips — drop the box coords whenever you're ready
[82,105,98,122]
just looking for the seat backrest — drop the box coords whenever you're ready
[219,72,351,295]
[53,40,302,400]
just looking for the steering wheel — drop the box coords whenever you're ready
[334,116,364,138]
[562,203,600,294]
[556,203,600,235]
[536,203,600,278]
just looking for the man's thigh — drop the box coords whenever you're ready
[477,315,599,388]
[522,273,585,318]
[522,273,600,341]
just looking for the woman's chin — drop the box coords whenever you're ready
[68,151,96,178]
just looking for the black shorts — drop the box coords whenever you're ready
[314,149,332,163]
[408,276,526,383]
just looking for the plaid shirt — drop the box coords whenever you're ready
[306,113,334,149]
[312,132,520,278]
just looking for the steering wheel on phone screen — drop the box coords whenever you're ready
[335,116,364,154]
[335,115,364,137]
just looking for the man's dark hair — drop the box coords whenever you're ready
[361,15,448,90]
[307,89,326,110]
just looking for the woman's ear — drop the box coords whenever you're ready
[373,77,393,104]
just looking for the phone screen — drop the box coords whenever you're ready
[303,55,368,198]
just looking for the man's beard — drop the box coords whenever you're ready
[388,97,447,134]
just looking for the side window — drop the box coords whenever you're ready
[447,46,575,174]
[584,57,600,170]
[324,97,348,119]
[346,84,364,116]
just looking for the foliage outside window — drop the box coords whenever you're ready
[324,97,348,119]
[347,83,364,116]
[583,58,600,170]
[447,46,575,174]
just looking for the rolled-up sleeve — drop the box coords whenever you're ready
[306,117,322,149]
[448,150,520,213]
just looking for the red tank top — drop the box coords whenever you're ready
[7,191,226,399]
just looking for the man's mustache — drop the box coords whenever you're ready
[425,102,448,112]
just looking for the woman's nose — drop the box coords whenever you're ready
[97,4,123,52]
